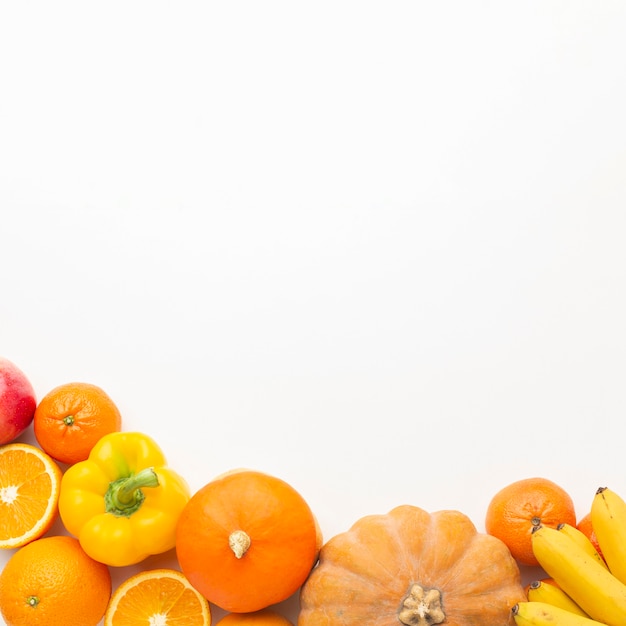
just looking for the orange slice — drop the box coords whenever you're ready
[105,569,211,626]
[0,443,63,549]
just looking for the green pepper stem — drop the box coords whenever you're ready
[104,467,160,517]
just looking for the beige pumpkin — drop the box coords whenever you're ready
[298,505,526,626]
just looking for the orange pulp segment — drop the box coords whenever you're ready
[105,568,211,626]
[0,443,62,548]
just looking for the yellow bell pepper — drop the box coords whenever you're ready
[58,431,190,567]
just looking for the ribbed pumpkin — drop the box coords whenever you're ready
[298,505,526,626]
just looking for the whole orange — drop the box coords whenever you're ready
[33,381,122,465]
[485,477,576,566]
[0,535,112,626]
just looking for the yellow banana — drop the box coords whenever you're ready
[557,522,608,570]
[512,601,606,625]
[590,486,626,584]
[526,579,589,617]
[531,523,626,626]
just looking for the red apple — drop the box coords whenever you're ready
[0,357,37,444]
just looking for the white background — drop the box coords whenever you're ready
[2,2,626,624]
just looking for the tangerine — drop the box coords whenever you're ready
[33,381,122,465]
[485,477,576,566]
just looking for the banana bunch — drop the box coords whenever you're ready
[512,486,626,626]
[526,578,589,617]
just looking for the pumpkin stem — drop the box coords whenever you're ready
[398,584,445,626]
[229,530,251,559]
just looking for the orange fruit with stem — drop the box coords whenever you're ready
[0,535,111,626]
[0,443,62,549]
[33,381,122,465]
[176,469,322,613]
[217,608,294,625]
[104,569,211,626]
[485,477,576,566]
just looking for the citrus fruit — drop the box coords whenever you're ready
[0,535,111,626]
[33,381,122,465]
[485,476,576,566]
[0,443,62,549]
[217,608,294,625]
[577,512,604,560]
[104,568,211,626]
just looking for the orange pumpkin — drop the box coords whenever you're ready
[176,469,321,613]
[299,505,526,626]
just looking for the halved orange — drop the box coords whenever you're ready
[104,569,211,626]
[0,443,63,549]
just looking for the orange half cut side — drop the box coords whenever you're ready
[0,443,62,549]
[105,568,211,626]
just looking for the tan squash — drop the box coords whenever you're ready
[298,505,526,626]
